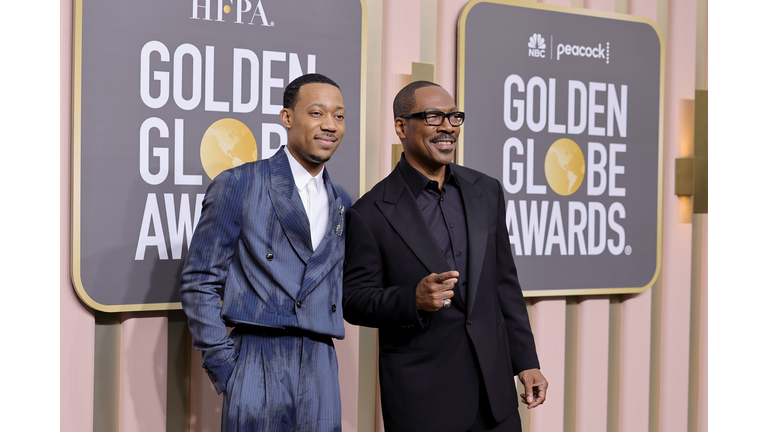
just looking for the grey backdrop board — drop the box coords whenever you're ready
[73,0,365,311]
[458,1,663,295]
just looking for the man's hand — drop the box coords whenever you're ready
[415,271,458,311]
[518,368,548,409]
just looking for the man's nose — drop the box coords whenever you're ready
[437,117,455,133]
[321,115,337,131]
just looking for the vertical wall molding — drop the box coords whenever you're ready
[574,297,611,432]
[607,296,622,432]
[188,340,223,432]
[435,0,468,97]
[563,297,579,432]
[166,311,191,432]
[529,298,567,432]
[93,312,121,432]
[379,0,421,176]
[649,274,663,432]
[688,3,708,430]
[337,323,362,431]
[118,313,169,432]
[420,0,438,65]
[364,0,384,192]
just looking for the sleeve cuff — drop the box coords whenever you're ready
[203,350,238,395]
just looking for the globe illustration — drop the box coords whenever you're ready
[544,138,585,196]
[200,118,258,179]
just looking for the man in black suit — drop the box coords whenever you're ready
[343,81,548,432]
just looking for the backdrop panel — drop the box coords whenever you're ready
[458,0,663,296]
[73,0,365,311]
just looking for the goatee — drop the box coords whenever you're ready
[309,154,331,164]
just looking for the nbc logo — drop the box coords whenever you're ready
[528,33,546,58]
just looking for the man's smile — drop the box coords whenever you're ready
[430,134,456,152]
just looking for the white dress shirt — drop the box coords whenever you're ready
[284,146,329,251]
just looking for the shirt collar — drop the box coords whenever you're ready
[284,146,324,191]
[398,153,456,198]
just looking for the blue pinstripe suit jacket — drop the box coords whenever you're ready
[180,148,351,394]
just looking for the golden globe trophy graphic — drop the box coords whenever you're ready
[200,118,259,180]
[544,138,585,196]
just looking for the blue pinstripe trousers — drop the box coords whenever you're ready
[222,331,342,432]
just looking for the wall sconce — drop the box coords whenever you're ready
[675,158,694,196]
[674,89,708,214]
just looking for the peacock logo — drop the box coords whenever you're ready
[528,33,547,58]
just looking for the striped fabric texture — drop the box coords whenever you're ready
[180,148,351,430]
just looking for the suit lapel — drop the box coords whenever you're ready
[375,166,451,276]
[454,167,487,317]
[299,171,346,299]
[267,149,314,264]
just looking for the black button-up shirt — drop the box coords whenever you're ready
[399,156,469,304]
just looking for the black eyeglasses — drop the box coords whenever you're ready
[399,110,465,127]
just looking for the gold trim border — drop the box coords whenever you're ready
[71,0,369,312]
[359,0,368,197]
[455,0,666,297]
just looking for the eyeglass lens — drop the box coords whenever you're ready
[425,111,464,126]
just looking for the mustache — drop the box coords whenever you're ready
[430,134,456,143]
[315,132,339,142]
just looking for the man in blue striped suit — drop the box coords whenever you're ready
[181,73,352,432]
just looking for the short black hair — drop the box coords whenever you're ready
[283,73,340,110]
[393,80,440,120]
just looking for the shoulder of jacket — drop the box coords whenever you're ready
[352,176,390,209]
[330,181,353,206]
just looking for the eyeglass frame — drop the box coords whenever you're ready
[398,110,466,127]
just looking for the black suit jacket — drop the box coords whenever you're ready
[343,160,540,432]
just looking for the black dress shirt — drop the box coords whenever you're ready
[399,156,469,305]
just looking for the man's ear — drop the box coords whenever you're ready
[395,117,407,140]
[280,108,292,129]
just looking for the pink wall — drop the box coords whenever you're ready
[529,298,566,432]
[658,0,698,431]
[59,1,708,431]
[119,315,169,432]
[61,0,96,430]
[379,0,422,176]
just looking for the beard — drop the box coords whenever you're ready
[309,153,331,164]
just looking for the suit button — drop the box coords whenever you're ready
[266,253,274,261]
[332,304,337,312]
[296,300,302,308]
[467,318,473,326]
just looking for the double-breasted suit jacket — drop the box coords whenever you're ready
[343,160,540,432]
[180,147,351,395]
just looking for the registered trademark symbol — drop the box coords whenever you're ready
[625,245,632,255]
